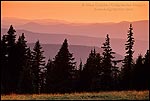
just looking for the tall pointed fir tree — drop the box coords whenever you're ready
[121,24,135,90]
[81,48,102,91]
[15,33,34,93]
[52,39,76,93]
[101,34,115,90]
[15,33,28,93]
[5,25,18,93]
[32,40,46,94]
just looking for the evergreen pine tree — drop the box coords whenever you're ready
[15,33,28,93]
[5,25,17,93]
[101,34,115,90]
[81,48,102,91]
[53,39,76,93]
[121,24,135,90]
[32,40,46,94]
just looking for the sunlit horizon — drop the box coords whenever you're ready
[1,1,149,23]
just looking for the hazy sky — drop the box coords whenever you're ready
[1,1,149,23]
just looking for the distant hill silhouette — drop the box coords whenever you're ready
[2,17,149,41]
[1,28,148,58]
[1,29,149,57]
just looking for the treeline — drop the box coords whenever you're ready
[1,24,149,94]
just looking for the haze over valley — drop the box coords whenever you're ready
[2,17,149,41]
[1,18,149,64]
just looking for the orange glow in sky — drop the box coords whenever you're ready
[1,1,149,23]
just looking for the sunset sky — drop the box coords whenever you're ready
[1,1,149,23]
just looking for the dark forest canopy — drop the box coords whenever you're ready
[1,24,149,94]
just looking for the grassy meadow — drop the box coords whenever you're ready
[1,90,149,100]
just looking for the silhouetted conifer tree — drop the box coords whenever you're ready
[32,40,46,94]
[52,39,76,93]
[101,34,115,90]
[81,48,102,91]
[15,33,28,93]
[5,25,18,93]
[121,24,135,90]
